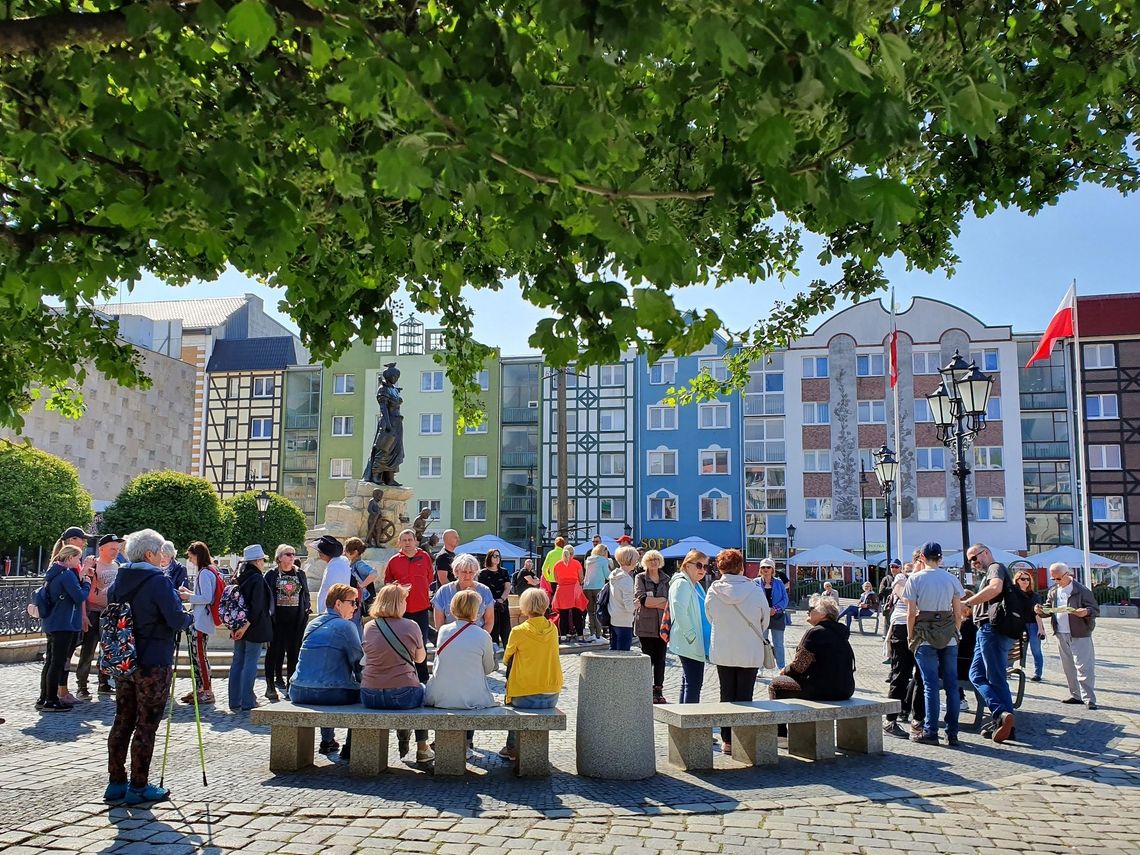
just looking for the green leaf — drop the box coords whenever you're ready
[876,32,911,87]
[950,79,1016,136]
[226,0,277,54]
[633,288,678,329]
[310,33,332,70]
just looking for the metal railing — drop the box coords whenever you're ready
[1023,441,1070,460]
[502,452,538,468]
[502,407,539,423]
[0,577,42,637]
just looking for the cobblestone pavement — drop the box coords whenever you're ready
[2,618,1139,854]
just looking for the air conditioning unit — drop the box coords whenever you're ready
[527,400,539,409]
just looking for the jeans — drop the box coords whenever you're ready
[679,656,705,704]
[970,623,1015,719]
[717,665,758,744]
[838,606,875,628]
[362,685,427,743]
[1025,629,1044,679]
[915,643,960,739]
[766,628,785,670]
[506,692,559,750]
[290,684,360,745]
[228,640,264,711]
[609,626,633,651]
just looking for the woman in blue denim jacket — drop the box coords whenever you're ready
[667,550,712,703]
[290,583,363,756]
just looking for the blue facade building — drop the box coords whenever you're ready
[634,336,743,553]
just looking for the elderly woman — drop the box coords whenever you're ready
[634,549,670,703]
[769,593,856,706]
[822,581,840,607]
[706,548,770,755]
[158,540,189,590]
[757,558,789,669]
[229,545,275,713]
[838,581,880,629]
[264,544,311,701]
[433,554,495,634]
[551,546,587,642]
[608,546,639,652]
[290,583,364,756]
[667,550,712,704]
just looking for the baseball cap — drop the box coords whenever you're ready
[616,535,633,544]
[889,558,902,567]
[60,526,92,541]
[921,541,943,561]
[97,533,122,547]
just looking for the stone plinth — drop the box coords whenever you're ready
[305,480,413,547]
[575,651,656,779]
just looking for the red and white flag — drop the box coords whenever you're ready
[1025,285,1075,368]
[888,293,898,388]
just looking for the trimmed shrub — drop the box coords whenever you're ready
[224,491,307,556]
[0,441,92,550]
[101,471,230,555]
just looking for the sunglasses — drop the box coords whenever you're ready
[692,561,708,569]
[342,598,359,606]
[281,552,295,557]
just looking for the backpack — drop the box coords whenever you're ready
[990,566,1026,640]
[98,574,164,679]
[200,565,225,627]
[658,603,671,644]
[218,583,248,631]
[28,570,65,620]
[596,582,612,628]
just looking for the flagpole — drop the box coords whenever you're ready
[891,294,904,565]
[1070,280,1093,586]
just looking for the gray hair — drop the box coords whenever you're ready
[452,553,480,575]
[1049,562,1073,580]
[125,529,165,564]
[809,592,840,620]
[160,541,177,557]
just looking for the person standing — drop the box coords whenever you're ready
[634,550,670,703]
[229,545,274,713]
[477,549,512,650]
[1037,563,1098,709]
[1011,568,1047,682]
[384,529,435,670]
[667,550,712,704]
[551,546,586,642]
[263,544,311,701]
[75,534,123,699]
[961,543,1019,743]
[434,554,496,634]
[757,559,788,669]
[344,537,380,627]
[882,561,915,739]
[36,545,93,712]
[705,549,769,755]
[582,545,610,642]
[540,536,567,599]
[607,546,638,652]
[904,543,964,746]
[182,541,223,705]
[313,535,351,609]
[159,542,189,590]
[103,529,193,805]
[434,529,459,590]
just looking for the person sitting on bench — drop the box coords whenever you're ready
[838,582,880,628]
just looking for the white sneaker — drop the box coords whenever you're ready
[416,747,435,763]
[581,635,595,643]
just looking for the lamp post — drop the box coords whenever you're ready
[859,460,869,563]
[786,523,796,580]
[527,465,536,559]
[255,489,271,542]
[623,522,633,544]
[873,446,898,577]
[926,349,994,582]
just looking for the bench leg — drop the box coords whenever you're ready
[732,725,778,766]
[515,731,550,777]
[269,725,314,773]
[787,720,836,762]
[836,716,883,754]
[349,729,389,776]
[666,725,713,771]
[433,730,468,776]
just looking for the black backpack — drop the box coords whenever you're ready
[596,582,612,628]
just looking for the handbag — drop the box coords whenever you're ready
[731,603,777,670]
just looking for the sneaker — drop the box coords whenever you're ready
[992,712,1015,744]
[59,692,80,705]
[318,740,340,755]
[34,699,45,711]
[882,721,909,739]
[1062,696,1083,704]
[103,782,128,804]
[180,692,196,705]
[265,690,280,702]
[41,700,70,713]
[416,747,435,763]
[1088,702,1098,711]
[76,688,92,700]
[493,643,503,654]
[652,695,667,704]
[911,732,939,745]
[275,678,288,689]
[1029,675,1042,682]
[196,692,215,705]
[97,683,113,694]
[497,747,516,761]
[125,784,170,805]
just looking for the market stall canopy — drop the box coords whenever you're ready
[1026,545,1120,569]
[941,547,1033,568]
[454,535,529,559]
[659,536,726,559]
[574,535,622,555]
[787,545,868,567]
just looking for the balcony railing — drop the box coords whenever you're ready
[286,413,320,430]
[502,407,539,423]
[283,453,319,471]
[1020,392,1067,410]
[1023,441,1069,460]
[501,496,537,512]
[502,451,538,468]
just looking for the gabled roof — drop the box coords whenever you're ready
[206,337,298,372]
[97,296,248,330]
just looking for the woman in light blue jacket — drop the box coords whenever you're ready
[667,550,712,703]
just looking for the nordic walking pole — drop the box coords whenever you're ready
[158,632,180,788]
[185,631,208,785]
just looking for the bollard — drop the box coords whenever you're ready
[575,650,656,779]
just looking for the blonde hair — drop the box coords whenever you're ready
[591,544,607,557]
[519,588,549,618]
[641,549,664,568]
[54,545,83,564]
[450,589,481,622]
[681,549,708,570]
[274,544,295,561]
[561,546,574,560]
[370,583,409,619]
[615,545,640,568]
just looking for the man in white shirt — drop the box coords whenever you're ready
[313,535,351,612]
[1036,563,1098,709]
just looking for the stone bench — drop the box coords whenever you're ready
[251,702,566,777]
[652,696,901,771]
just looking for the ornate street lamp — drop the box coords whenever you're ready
[785,523,797,581]
[256,489,271,541]
[873,446,899,572]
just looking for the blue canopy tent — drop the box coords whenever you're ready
[454,535,529,560]
[574,535,622,555]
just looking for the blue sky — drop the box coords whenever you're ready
[116,182,1136,351]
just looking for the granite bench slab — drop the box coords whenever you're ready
[653,696,901,770]
[252,702,566,777]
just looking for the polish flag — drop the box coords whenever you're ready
[888,296,898,388]
[1025,286,1076,368]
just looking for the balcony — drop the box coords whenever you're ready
[1023,441,1069,460]
[501,496,536,512]
[283,453,318,471]
[503,406,539,424]
[502,451,538,468]
[286,413,320,430]
[1020,392,1067,410]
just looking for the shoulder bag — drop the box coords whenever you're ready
[730,602,777,670]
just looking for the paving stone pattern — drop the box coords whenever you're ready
[2,618,1139,853]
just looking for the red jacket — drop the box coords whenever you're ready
[384,549,434,613]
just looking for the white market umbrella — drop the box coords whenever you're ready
[941,547,1033,568]
[659,536,726,559]
[573,535,622,555]
[454,535,529,560]
[787,545,868,567]
[1027,545,1120,569]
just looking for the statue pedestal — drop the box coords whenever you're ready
[305,479,413,548]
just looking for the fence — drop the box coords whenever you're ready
[0,577,41,637]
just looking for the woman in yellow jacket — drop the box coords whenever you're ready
[498,588,563,761]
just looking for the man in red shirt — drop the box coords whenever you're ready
[384,529,435,678]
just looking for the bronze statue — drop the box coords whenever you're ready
[365,489,395,547]
[364,362,404,485]
[412,506,432,547]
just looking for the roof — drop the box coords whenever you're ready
[206,337,298,372]
[1077,293,1140,337]
[97,296,249,330]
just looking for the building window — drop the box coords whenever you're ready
[227,376,240,397]
[223,459,236,481]
[464,420,488,434]
[912,351,941,375]
[330,458,353,479]
[473,369,490,391]
[914,398,933,423]
[552,411,579,434]
[974,446,1004,470]
[419,456,442,478]
[252,377,275,398]
[600,497,626,520]
[858,448,877,472]
[549,453,578,477]
[421,370,444,392]
[1083,343,1115,369]
[744,364,784,416]
[699,358,729,382]
[802,356,829,378]
[1089,444,1122,470]
[700,490,732,521]
[986,398,1002,421]
[803,450,831,472]
[599,409,626,432]
[331,415,354,436]
[856,354,885,377]
[648,491,678,521]
[418,499,440,518]
[977,497,1006,521]
[969,348,1000,372]
[1091,496,1125,522]
[599,365,624,387]
[599,452,625,476]
[804,498,832,520]
[333,374,356,395]
[1087,394,1119,419]
[647,449,677,476]
[744,418,785,464]
[699,448,730,475]
[224,417,237,440]
[428,331,447,351]
[250,417,273,439]
[420,413,443,435]
[374,335,394,353]
[248,459,271,481]
[647,405,677,430]
[649,360,676,385]
[802,402,830,425]
[463,499,487,522]
[862,497,886,520]
[915,447,946,471]
[917,497,948,521]
[464,455,488,478]
[549,498,577,526]
[857,400,886,424]
[697,402,730,429]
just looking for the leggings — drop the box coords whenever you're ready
[107,665,172,788]
[189,630,213,694]
[887,624,915,722]
[490,601,511,647]
[405,610,432,682]
[638,636,667,689]
[40,631,77,704]
[559,608,584,637]
[266,607,307,687]
[717,665,758,744]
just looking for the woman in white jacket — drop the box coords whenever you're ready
[607,546,639,651]
[705,548,770,756]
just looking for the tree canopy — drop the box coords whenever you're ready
[100,470,231,554]
[225,490,307,555]
[0,440,92,549]
[1,0,1136,425]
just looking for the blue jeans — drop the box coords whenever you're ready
[1025,629,1043,679]
[506,692,559,750]
[609,626,633,651]
[766,628,785,670]
[679,656,705,704]
[970,624,1015,719]
[839,606,875,628]
[289,684,360,745]
[915,643,960,739]
[361,685,427,743]
[228,640,264,711]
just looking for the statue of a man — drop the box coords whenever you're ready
[412,506,432,546]
[366,489,384,547]
[364,363,404,485]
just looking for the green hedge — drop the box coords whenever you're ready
[0,441,92,550]
[224,491,307,556]
[101,471,230,555]
[1092,585,1130,605]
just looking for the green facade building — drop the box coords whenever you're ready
[451,354,501,543]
